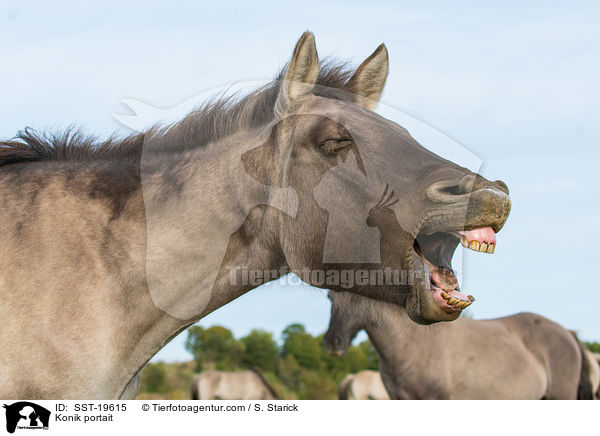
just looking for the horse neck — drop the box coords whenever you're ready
[362,302,425,364]
[141,129,268,219]
[112,127,291,395]
[139,127,290,318]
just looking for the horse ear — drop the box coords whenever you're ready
[275,32,319,116]
[345,44,389,110]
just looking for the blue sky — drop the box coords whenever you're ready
[1,1,598,361]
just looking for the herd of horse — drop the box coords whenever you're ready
[324,292,600,399]
[187,292,600,400]
[0,31,594,400]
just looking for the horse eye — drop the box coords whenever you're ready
[320,139,352,154]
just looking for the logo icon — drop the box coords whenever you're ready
[2,402,50,434]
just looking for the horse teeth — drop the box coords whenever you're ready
[461,239,495,254]
[443,291,477,309]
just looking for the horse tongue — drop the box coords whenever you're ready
[427,259,472,300]
[424,256,457,291]
[429,265,457,292]
[430,266,472,300]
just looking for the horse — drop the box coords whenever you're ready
[591,352,600,399]
[324,291,597,399]
[0,32,510,398]
[338,370,389,400]
[190,369,277,400]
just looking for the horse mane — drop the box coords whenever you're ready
[0,128,145,167]
[0,60,355,168]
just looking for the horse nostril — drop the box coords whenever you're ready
[426,175,475,203]
[334,336,342,348]
[494,180,509,195]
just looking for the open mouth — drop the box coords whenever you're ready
[413,226,497,315]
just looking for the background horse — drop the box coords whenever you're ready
[338,370,389,400]
[324,291,598,400]
[190,369,277,400]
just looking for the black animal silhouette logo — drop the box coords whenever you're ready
[3,402,50,433]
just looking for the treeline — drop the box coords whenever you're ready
[138,323,378,400]
[138,326,600,400]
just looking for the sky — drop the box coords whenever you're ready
[1,1,598,362]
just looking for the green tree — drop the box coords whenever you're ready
[358,339,380,370]
[185,325,244,371]
[278,354,303,393]
[240,329,279,373]
[297,370,337,400]
[282,323,306,338]
[281,324,323,370]
[317,333,350,378]
[343,345,368,373]
[322,352,350,379]
[140,362,168,393]
[586,342,600,353]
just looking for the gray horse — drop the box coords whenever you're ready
[190,369,277,400]
[338,370,389,400]
[0,32,510,398]
[324,291,597,399]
